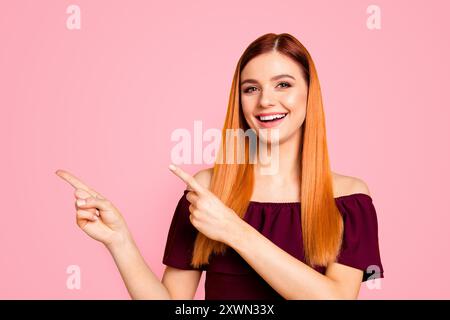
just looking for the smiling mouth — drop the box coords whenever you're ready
[256,113,287,122]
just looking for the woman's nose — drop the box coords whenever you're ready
[259,89,277,108]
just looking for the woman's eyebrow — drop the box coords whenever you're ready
[240,74,296,86]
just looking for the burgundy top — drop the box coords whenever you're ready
[163,190,384,300]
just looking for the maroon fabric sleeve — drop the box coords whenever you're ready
[335,194,384,282]
[162,190,204,271]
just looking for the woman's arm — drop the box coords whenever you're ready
[226,178,371,300]
[55,169,177,300]
[162,266,202,299]
[106,234,172,300]
[107,234,202,300]
[168,165,364,300]
[228,221,363,300]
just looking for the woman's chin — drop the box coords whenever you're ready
[256,134,284,146]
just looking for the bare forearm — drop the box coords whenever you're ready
[228,221,342,300]
[106,234,171,300]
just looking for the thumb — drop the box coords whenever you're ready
[74,188,91,199]
[76,197,115,213]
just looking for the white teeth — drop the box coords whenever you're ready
[258,113,286,121]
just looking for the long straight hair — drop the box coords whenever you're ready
[190,33,344,269]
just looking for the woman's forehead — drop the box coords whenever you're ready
[241,52,302,81]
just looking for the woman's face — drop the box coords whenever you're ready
[240,51,308,145]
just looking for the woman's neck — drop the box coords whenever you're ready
[254,128,302,185]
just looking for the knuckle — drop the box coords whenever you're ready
[196,200,206,210]
[199,198,210,210]
[189,206,198,216]
[76,210,84,217]
[190,197,198,207]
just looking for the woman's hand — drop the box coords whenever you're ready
[168,164,245,245]
[55,169,131,248]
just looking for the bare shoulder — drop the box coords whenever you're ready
[331,171,371,197]
[193,167,214,190]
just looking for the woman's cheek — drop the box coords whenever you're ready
[283,90,306,108]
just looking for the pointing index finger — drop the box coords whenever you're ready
[55,169,105,199]
[169,164,205,194]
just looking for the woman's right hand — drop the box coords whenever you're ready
[55,169,131,248]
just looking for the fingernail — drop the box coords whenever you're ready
[169,164,176,171]
[93,215,99,221]
[76,199,86,206]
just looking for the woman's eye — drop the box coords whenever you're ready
[243,86,258,93]
[277,82,291,88]
[243,82,291,94]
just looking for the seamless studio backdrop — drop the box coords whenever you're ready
[0,0,449,299]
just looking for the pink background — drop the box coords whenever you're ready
[1,0,449,299]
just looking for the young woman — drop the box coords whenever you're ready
[56,33,384,300]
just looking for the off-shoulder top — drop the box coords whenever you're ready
[162,190,384,300]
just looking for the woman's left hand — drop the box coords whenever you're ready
[169,164,244,245]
